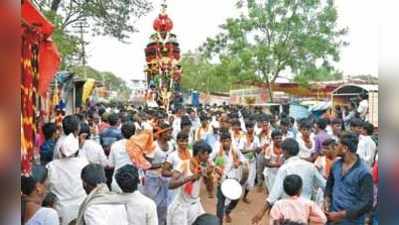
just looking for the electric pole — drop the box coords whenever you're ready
[72,19,89,78]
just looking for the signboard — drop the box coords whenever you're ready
[229,88,269,105]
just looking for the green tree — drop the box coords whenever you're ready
[44,11,80,69]
[200,0,348,101]
[180,52,254,93]
[33,0,152,41]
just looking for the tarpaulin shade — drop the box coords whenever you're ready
[21,0,54,38]
[82,78,96,104]
[236,80,340,98]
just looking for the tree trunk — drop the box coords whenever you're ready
[267,80,273,103]
[51,0,62,12]
[262,69,274,103]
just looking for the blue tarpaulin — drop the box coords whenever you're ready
[289,103,310,120]
[308,101,332,112]
[191,91,200,107]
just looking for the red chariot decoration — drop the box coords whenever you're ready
[144,1,183,109]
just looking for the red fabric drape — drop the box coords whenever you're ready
[21,0,60,174]
[22,0,60,97]
[38,41,60,96]
[21,31,40,174]
[21,0,54,38]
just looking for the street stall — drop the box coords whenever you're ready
[52,71,100,115]
[331,83,378,127]
[21,0,60,174]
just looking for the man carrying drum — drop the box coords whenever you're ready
[167,140,214,225]
[210,131,248,224]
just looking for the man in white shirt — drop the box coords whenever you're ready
[142,122,174,225]
[47,133,89,225]
[357,93,369,121]
[251,138,326,224]
[172,107,185,139]
[108,122,136,193]
[115,164,158,225]
[188,108,201,133]
[78,123,109,167]
[167,141,213,225]
[296,120,315,160]
[357,122,377,169]
[210,132,248,224]
[239,120,261,203]
[53,115,80,160]
[76,164,128,225]
[280,118,295,140]
[194,114,212,141]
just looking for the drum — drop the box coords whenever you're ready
[221,179,242,200]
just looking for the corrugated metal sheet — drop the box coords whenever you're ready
[332,84,378,95]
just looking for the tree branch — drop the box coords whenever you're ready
[62,9,80,30]
[62,14,86,29]
[32,0,45,11]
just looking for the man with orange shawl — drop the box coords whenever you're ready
[166,140,213,225]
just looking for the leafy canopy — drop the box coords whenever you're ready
[198,0,347,100]
[34,0,152,41]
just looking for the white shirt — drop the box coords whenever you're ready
[142,121,153,132]
[357,135,377,168]
[239,134,260,162]
[124,191,158,225]
[194,126,212,141]
[326,125,333,136]
[174,166,203,204]
[282,131,295,140]
[108,139,132,192]
[26,207,59,225]
[47,157,89,225]
[267,156,326,205]
[134,122,143,133]
[231,132,245,151]
[53,134,67,160]
[357,99,369,118]
[166,150,191,171]
[79,139,109,167]
[146,142,174,177]
[296,133,316,159]
[191,116,201,132]
[172,117,181,139]
[84,204,128,225]
[109,139,132,170]
[210,143,247,182]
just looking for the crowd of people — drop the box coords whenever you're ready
[21,99,378,225]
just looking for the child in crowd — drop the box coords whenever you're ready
[40,122,58,165]
[314,138,339,206]
[269,174,327,225]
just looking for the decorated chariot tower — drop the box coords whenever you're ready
[144,1,182,109]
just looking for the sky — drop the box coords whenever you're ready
[85,0,378,82]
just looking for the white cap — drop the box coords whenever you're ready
[61,133,79,157]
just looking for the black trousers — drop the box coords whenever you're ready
[216,185,240,224]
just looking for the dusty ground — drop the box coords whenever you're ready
[200,184,269,225]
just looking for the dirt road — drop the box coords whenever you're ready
[200,184,268,225]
